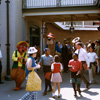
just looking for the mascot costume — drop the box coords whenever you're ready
[11,41,29,90]
[46,33,61,56]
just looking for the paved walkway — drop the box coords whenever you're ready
[0,70,100,100]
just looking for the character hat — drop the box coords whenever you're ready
[17,41,29,47]
[47,33,55,38]
[72,37,80,44]
[28,47,38,54]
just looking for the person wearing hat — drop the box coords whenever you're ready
[11,41,29,90]
[19,47,41,100]
[46,33,61,57]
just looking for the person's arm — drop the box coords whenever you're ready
[76,61,82,75]
[23,53,28,63]
[51,63,54,72]
[95,53,99,66]
[38,56,43,65]
[60,64,63,72]
[68,61,72,70]
[27,58,40,71]
[83,52,90,67]
[96,58,99,67]
[12,51,18,62]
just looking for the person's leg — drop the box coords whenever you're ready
[72,83,77,96]
[92,65,96,82]
[15,68,26,90]
[48,80,52,91]
[88,68,93,83]
[31,91,37,100]
[52,83,56,98]
[57,83,61,98]
[43,79,48,95]
[77,84,81,95]
[21,91,32,100]
[81,69,90,88]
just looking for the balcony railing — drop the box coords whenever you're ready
[23,0,99,9]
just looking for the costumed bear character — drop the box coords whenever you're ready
[11,41,29,90]
[46,33,61,56]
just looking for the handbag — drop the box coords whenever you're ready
[26,70,42,91]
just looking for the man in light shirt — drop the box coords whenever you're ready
[0,44,3,84]
[75,42,90,88]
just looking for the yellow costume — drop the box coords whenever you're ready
[11,41,29,90]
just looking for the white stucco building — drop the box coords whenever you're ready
[0,0,100,79]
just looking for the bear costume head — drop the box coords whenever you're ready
[17,41,29,55]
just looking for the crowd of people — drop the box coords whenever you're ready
[0,37,100,100]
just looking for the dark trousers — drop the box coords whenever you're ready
[0,60,2,82]
[81,61,89,85]
[44,79,52,92]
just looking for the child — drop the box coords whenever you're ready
[68,53,82,96]
[51,55,63,98]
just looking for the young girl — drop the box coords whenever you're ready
[51,55,63,98]
[68,53,82,96]
[19,47,41,100]
[88,46,98,84]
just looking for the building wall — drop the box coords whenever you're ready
[46,23,100,44]
[0,0,23,78]
[24,17,43,53]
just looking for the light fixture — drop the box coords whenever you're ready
[70,16,74,33]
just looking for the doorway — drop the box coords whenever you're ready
[30,26,40,46]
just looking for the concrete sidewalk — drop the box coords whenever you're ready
[0,70,100,100]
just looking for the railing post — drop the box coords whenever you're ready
[23,0,27,8]
[56,0,61,7]
[98,0,100,8]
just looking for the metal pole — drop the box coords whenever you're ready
[5,0,11,80]
[0,0,1,4]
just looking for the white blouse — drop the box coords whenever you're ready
[88,52,98,63]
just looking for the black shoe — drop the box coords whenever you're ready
[0,82,4,84]
[85,83,91,89]
[52,96,55,98]
[58,95,61,98]
[78,89,82,96]
[42,92,47,96]
[74,94,77,97]
[74,91,77,97]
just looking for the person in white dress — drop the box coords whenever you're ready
[88,46,99,84]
